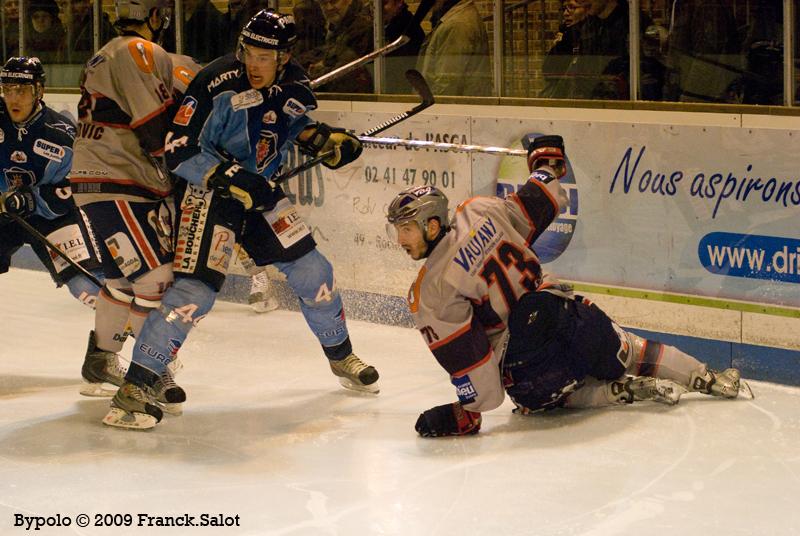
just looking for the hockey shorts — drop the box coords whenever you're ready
[502,291,627,411]
[0,209,101,286]
[172,181,316,291]
[80,198,174,281]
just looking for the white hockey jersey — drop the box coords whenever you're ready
[71,35,174,204]
[408,170,569,413]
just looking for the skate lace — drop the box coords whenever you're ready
[337,354,369,375]
[156,372,179,395]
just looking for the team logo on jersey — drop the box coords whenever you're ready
[4,167,35,188]
[128,39,155,74]
[452,375,477,403]
[174,96,198,126]
[10,151,27,163]
[255,130,278,172]
[282,98,306,117]
[262,111,277,124]
[106,233,142,276]
[33,139,65,162]
[496,132,579,263]
[86,53,106,68]
[230,89,263,111]
[207,225,235,274]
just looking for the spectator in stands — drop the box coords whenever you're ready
[62,0,115,63]
[541,0,589,98]
[293,0,326,66]
[383,0,425,93]
[575,0,664,100]
[663,0,741,103]
[416,0,491,96]
[26,0,66,63]
[182,0,226,62]
[2,0,20,59]
[738,0,783,105]
[306,0,374,93]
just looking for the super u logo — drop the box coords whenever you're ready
[495,132,579,263]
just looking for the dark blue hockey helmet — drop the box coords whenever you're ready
[239,9,297,51]
[1,57,46,87]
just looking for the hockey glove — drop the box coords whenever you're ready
[415,402,482,438]
[298,123,363,170]
[526,134,566,178]
[1,187,36,218]
[207,162,278,212]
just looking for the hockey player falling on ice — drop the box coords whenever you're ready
[103,10,379,429]
[0,57,103,310]
[386,135,751,438]
[70,0,176,397]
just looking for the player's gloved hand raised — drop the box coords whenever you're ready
[207,162,278,212]
[0,187,36,218]
[319,128,362,170]
[525,134,566,178]
[298,123,363,170]
[415,402,482,438]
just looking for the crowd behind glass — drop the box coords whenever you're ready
[2,0,797,105]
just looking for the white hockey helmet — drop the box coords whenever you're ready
[115,0,170,26]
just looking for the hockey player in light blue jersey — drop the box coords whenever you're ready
[104,9,379,429]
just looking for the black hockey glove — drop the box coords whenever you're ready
[415,402,482,438]
[1,187,36,218]
[298,123,363,170]
[526,134,566,178]
[207,162,278,212]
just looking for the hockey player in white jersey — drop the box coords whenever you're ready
[387,135,750,437]
[71,0,175,398]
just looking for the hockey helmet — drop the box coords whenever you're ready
[239,9,297,52]
[387,185,450,235]
[1,57,46,87]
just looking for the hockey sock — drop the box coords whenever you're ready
[275,249,349,351]
[95,280,133,352]
[127,264,174,339]
[625,334,704,388]
[128,277,217,378]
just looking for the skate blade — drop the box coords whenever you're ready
[102,407,158,430]
[338,377,380,394]
[738,380,755,400]
[79,382,117,397]
[157,401,184,416]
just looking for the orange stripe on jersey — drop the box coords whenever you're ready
[173,65,196,87]
[408,266,426,314]
[455,196,481,214]
[452,348,493,377]
[130,101,171,129]
[430,322,472,350]
[115,200,160,269]
[128,39,156,74]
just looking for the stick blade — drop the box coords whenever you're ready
[405,69,434,105]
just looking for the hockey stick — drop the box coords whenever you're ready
[309,35,410,90]
[8,212,103,287]
[272,69,435,185]
[358,136,528,157]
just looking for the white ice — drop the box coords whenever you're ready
[2,268,799,536]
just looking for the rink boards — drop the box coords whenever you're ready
[38,94,800,385]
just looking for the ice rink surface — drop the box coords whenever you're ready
[2,268,799,536]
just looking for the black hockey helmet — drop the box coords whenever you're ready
[239,9,297,51]
[1,57,46,87]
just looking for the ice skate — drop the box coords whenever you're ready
[612,376,685,405]
[79,330,126,397]
[329,354,380,393]
[102,382,163,430]
[248,271,279,313]
[689,366,753,399]
[151,370,186,416]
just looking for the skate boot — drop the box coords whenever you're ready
[249,271,279,313]
[102,382,163,430]
[151,370,187,416]
[612,376,685,405]
[329,354,380,393]
[79,330,126,397]
[689,366,752,399]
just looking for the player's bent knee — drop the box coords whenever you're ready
[155,277,218,332]
[280,249,338,306]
